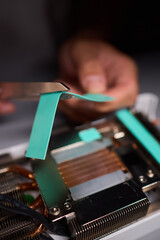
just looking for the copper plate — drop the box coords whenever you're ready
[58,148,127,188]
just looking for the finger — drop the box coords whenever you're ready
[0,101,16,115]
[59,99,103,122]
[72,41,107,93]
[59,82,136,122]
[88,56,138,112]
[60,56,138,118]
[106,54,138,88]
[78,79,138,113]
[57,80,102,122]
[79,60,107,93]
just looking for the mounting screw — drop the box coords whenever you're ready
[114,132,125,139]
[51,207,60,216]
[138,175,147,183]
[64,202,72,210]
[147,169,154,178]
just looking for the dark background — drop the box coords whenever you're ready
[73,1,160,55]
[0,0,160,81]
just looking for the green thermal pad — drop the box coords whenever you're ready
[31,154,68,208]
[26,91,113,160]
[116,109,160,164]
[78,128,102,143]
[25,194,34,205]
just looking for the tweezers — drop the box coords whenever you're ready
[0,82,70,99]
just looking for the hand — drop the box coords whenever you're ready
[0,84,15,115]
[58,39,139,122]
[0,101,15,115]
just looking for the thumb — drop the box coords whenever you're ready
[71,40,107,93]
[78,59,107,94]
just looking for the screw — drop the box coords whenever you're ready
[114,132,125,139]
[138,175,147,183]
[64,202,72,210]
[147,169,154,178]
[51,207,60,216]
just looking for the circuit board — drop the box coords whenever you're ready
[0,110,160,240]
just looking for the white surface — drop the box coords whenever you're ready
[134,93,159,121]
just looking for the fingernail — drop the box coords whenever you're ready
[83,75,106,93]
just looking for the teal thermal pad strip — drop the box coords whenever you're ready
[26,92,61,160]
[67,93,113,102]
[26,91,113,160]
[78,128,102,143]
[116,109,160,164]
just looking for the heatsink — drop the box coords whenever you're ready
[68,181,150,240]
